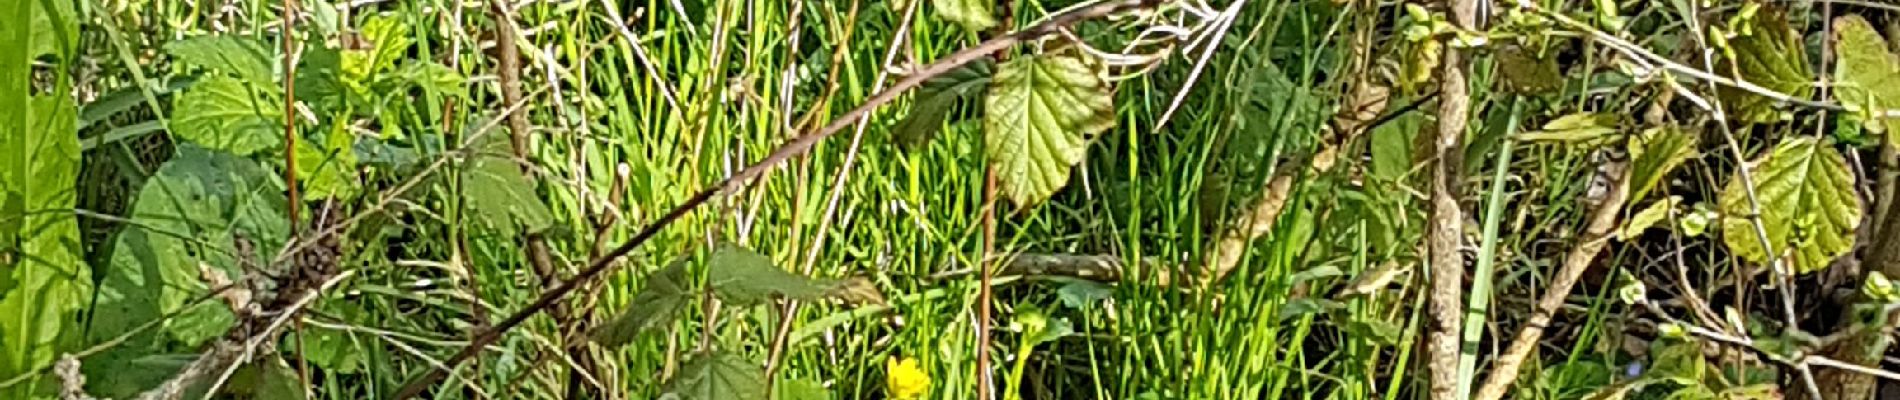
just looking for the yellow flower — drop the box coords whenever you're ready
[886,356,930,400]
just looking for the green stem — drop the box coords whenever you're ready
[1455,97,1522,399]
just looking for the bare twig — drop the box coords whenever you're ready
[1426,0,1480,395]
[1471,144,1629,400]
[386,1,1166,397]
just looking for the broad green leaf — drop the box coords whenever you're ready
[398,61,467,95]
[894,58,993,148]
[170,75,284,155]
[26,0,76,61]
[344,16,413,81]
[1055,281,1111,309]
[1835,15,1900,141]
[1626,125,1697,203]
[592,261,690,347]
[985,53,1114,206]
[932,0,997,32]
[775,378,833,400]
[462,137,553,233]
[0,97,91,396]
[296,121,359,199]
[708,243,830,307]
[1720,8,1811,123]
[1719,137,1860,274]
[1618,196,1680,240]
[228,356,308,400]
[166,36,276,85]
[664,351,767,400]
[89,146,288,385]
[1649,338,1707,381]
[303,328,362,373]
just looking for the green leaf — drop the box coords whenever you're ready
[462,138,553,233]
[398,61,466,95]
[304,328,362,373]
[296,121,359,199]
[592,260,690,347]
[708,243,830,307]
[26,0,76,61]
[90,146,288,368]
[1719,8,1810,123]
[894,59,993,148]
[1626,125,1698,203]
[775,378,833,400]
[1719,137,1860,274]
[345,16,413,80]
[228,356,307,400]
[166,35,275,85]
[1517,112,1619,145]
[0,95,91,395]
[1649,338,1707,381]
[664,351,767,400]
[170,75,284,156]
[931,0,997,32]
[1055,281,1111,309]
[1497,44,1562,94]
[1618,196,1680,240]
[1834,15,1900,141]
[985,53,1114,206]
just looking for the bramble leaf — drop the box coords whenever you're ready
[664,351,767,400]
[1834,15,1900,142]
[894,59,993,148]
[1718,137,1860,274]
[985,53,1114,206]
[932,0,997,32]
[1720,8,1811,123]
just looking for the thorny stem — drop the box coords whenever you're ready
[386,1,1165,397]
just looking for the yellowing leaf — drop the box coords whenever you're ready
[1518,112,1618,145]
[1834,15,1900,140]
[1720,8,1811,123]
[1619,196,1680,240]
[985,53,1114,206]
[1626,125,1697,203]
[1719,137,1860,274]
[932,0,997,32]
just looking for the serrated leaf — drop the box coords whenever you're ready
[87,146,287,395]
[592,261,690,347]
[166,35,275,85]
[708,243,830,307]
[664,351,766,400]
[1618,196,1680,240]
[1627,125,1697,203]
[1719,137,1861,274]
[985,53,1114,206]
[1720,8,1810,123]
[462,138,553,233]
[296,121,358,199]
[0,94,91,394]
[170,75,283,156]
[894,59,993,148]
[1835,15,1900,140]
[932,0,997,32]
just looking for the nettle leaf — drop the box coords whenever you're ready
[1719,137,1860,274]
[87,146,287,396]
[1720,8,1811,123]
[296,121,359,199]
[984,53,1114,206]
[170,75,284,156]
[932,0,997,32]
[592,261,690,347]
[462,138,553,233]
[0,95,91,392]
[1626,125,1697,203]
[166,35,275,85]
[1835,15,1900,141]
[894,58,994,148]
[664,351,767,400]
[708,243,831,307]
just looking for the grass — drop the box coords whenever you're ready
[31,0,1885,398]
